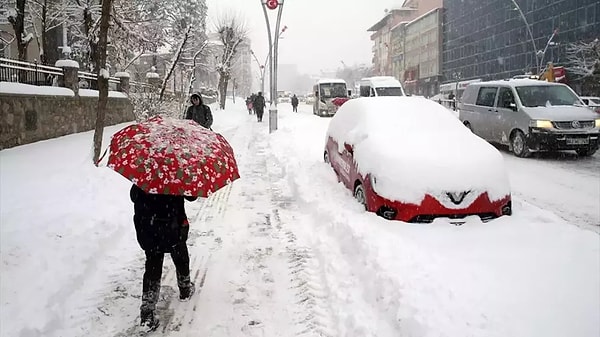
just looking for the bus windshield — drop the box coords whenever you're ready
[320,83,347,98]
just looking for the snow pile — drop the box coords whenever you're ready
[0,81,74,96]
[55,59,80,68]
[79,89,128,98]
[99,68,110,79]
[326,96,510,204]
[114,72,130,78]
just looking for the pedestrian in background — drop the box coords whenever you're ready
[185,93,213,130]
[291,94,299,113]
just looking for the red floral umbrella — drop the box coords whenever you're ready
[107,115,239,197]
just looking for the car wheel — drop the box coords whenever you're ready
[324,151,330,163]
[464,121,473,132]
[511,130,531,158]
[354,183,367,210]
[576,148,597,157]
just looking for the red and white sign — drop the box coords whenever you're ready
[266,0,278,10]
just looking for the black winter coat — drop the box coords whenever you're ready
[130,185,197,252]
[185,104,213,129]
[253,95,266,111]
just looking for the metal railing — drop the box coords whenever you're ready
[0,57,63,86]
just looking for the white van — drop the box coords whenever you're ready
[359,76,405,97]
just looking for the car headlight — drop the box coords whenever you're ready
[595,119,600,128]
[529,120,554,128]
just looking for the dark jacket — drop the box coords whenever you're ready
[185,104,213,129]
[130,185,197,252]
[291,96,299,106]
[253,95,266,111]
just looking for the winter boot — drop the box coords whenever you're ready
[177,273,196,301]
[140,309,160,332]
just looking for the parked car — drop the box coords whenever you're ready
[323,96,512,223]
[580,96,600,114]
[459,79,600,157]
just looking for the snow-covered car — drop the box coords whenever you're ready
[580,96,600,114]
[323,96,512,223]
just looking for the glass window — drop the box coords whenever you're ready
[497,87,516,108]
[515,85,581,107]
[475,87,498,107]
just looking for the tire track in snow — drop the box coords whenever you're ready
[266,156,338,337]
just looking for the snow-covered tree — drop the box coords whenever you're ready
[158,0,207,100]
[6,0,33,61]
[566,38,600,95]
[214,13,247,109]
[26,0,72,64]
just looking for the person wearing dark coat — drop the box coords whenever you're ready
[130,184,197,331]
[253,92,266,122]
[291,94,299,113]
[185,93,213,130]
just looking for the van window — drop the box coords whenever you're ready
[359,85,370,97]
[475,87,498,107]
[497,87,515,108]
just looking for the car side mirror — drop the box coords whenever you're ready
[344,143,353,154]
[348,90,352,97]
[315,91,319,97]
[509,102,517,111]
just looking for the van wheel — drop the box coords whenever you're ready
[511,130,532,158]
[354,182,367,210]
[576,148,597,157]
[464,122,473,132]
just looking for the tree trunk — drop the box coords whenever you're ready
[218,75,229,110]
[9,0,28,61]
[92,0,113,166]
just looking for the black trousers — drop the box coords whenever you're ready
[141,242,190,313]
[256,109,264,121]
[292,105,298,112]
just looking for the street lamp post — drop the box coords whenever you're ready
[261,0,285,133]
[510,0,539,74]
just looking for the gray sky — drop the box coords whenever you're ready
[206,0,402,75]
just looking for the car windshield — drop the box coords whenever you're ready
[375,87,404,96]
[515,85,581,107]
[320,83,347,98]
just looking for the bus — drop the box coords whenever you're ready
[312,78,349,117]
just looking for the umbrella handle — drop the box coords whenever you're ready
[96,146,109,166]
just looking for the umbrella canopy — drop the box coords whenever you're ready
[107,115,239,197]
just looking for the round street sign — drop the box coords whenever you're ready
[266,0,278,10]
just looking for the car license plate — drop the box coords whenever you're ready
[566,138,589,145]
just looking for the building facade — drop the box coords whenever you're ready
[442,0,600,95]
[404,8,443,96]
[368,0,443,78]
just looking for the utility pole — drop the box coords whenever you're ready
[261,0,285,133]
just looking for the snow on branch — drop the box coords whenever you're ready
[565,38,600,78]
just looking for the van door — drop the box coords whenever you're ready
[494,87,518,144]
[472,86,499,140]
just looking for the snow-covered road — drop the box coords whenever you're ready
[1,100,598,337]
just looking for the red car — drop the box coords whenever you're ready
[324,97,512,223]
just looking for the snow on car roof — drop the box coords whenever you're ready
[471,79,565,87]
[326,96,510,205]
[317,78,346,84]
[361,76,402,87]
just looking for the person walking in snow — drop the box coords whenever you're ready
[130,184,197,331]
[245,96,254,115]
[185,93,213,130]
[253,91,266,122]
[291,94,299,113]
